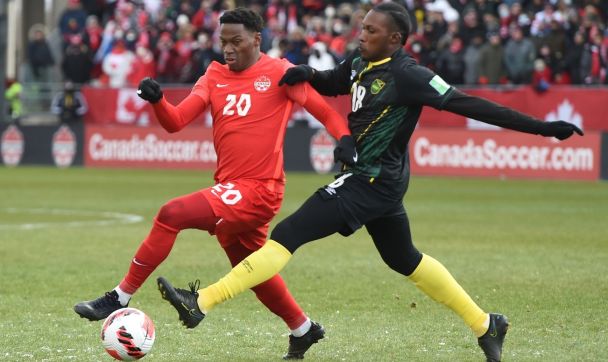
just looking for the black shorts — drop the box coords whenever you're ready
[315,172,408,236]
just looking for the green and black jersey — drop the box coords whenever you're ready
[310,48,454,182]
[310,48,547,188]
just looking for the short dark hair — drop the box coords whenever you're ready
[373,2,411,45]
[219,8,264,33]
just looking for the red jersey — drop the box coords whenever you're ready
[152,54,349,188]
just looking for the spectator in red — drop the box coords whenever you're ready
[83,15,103,54]
[266,0,299,35]
[173,30,196,82]
[404,34,433,66]
[304,16,332,46]
[328,5,360,60]
[581,31,606,84]
[155,32,180,83]
[102,39,136,88]
[532,59,552,92]
[328,24,349,59]
[497,3,511,34]
[128,44,156,86]
[191,0,220,33]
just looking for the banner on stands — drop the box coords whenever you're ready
[84,125,216,169]
[410,129,601,180]
[83,86,608,132]
[81,87,209,127]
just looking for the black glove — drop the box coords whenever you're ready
[334,135,358,167]
[538,120,584,140]
[279,65,314,86]
[137,77,163,103]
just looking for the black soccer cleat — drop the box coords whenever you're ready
[478,313,509,362]
[283,321,325,360]
[157,276,205,328]
[74,290,126,321]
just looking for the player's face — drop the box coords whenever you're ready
[359,10,402,62]
[219,23,261,72]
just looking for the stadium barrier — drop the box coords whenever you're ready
[2,122,605,181]
[2,83,608,181]
[0,122,84,168]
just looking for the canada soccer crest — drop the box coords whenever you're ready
[1,125,25,167]
[310,129,336,174]
[52,125,77,168]
[254,76,271,92]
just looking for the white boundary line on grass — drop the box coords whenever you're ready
[0,208,144,230]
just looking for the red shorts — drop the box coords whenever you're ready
[200,179,284,250]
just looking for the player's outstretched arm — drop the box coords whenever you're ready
[137,77,208,133]
[443,89,584,140]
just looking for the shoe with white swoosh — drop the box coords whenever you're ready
[74,290,126,321]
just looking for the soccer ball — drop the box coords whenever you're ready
[101,308,155,360]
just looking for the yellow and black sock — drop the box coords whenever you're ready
[409,254,489,337]
[198,240,292,312]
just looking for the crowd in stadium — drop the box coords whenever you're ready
[27,0,608,90]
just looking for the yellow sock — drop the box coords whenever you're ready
[409,254,489,337]
[198,239,292,312]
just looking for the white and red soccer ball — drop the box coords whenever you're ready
[101,308,155,360]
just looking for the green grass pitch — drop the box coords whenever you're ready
[0,167,606,361]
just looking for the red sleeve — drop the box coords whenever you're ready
[152,76,210,133]
[286,82,350,140]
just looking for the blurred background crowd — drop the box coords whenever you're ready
[3,0,607,125]
[23,0,608,90]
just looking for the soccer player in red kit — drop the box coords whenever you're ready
[74,8,355,359]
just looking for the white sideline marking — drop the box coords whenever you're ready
[0,208,144,230]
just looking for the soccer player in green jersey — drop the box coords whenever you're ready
[156,3,582,361]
